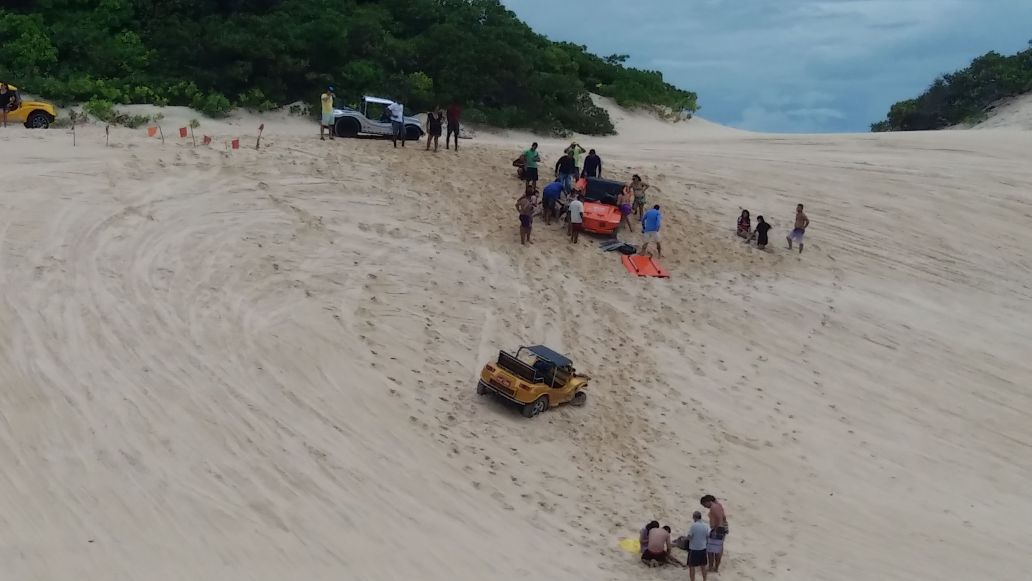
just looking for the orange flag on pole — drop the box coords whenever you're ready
[147,127,157,137]
[231,139,240,150]
[202,135,212,145]
[179,127,188,138]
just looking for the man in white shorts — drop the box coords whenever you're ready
[786,203,809,253]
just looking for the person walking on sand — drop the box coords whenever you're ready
[568,194,585,244]
[737,210,752,239]
[630,174,650,218]
[425,106,443,152]
[582,148,602,178]
[388,100,406,148]
[522,142,541,188]
[786,203,809,253]
[319,86,336,141]
[640,205,662,258]
[618,185,635,232]
[516,185,537,246]
[754,215,772,249]
[700,495,729,573]
[686,511,710,581]
[446,101,461,151]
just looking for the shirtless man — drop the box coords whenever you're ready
[786,203,810,253]
[700,495,728,573]
[516,185,537,246]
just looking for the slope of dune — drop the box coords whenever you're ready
[970,92,1032,130]
[1,104,1030,581]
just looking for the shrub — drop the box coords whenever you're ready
[191,92,233,118]
[84,99,116,122]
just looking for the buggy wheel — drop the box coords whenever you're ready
[26,111,52,129]
[476,381,488,396]
[570,391,587,407]
[335,117,359,137]
[521,396,548,418]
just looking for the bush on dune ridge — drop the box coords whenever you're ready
[872,42,1032,131]
[0,0,699,135]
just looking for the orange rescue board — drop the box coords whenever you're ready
[621,254,670,278]
[581,201,621,234]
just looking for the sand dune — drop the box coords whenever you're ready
[1,105,1031,581]
[971,92,1032,130]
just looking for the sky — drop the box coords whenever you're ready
[500,0,1032,132]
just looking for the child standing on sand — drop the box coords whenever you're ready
[754,215,771,249]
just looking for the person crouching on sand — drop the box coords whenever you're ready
[516,185,537,245]
[753,215,771,249]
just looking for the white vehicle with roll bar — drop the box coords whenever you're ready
[332,95,424,140]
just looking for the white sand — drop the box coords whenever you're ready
[971,92,1032,130]
[1,103,1031,581]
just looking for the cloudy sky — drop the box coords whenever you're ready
[500,0,1032,132]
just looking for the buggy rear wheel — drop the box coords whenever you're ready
[570,391,587,407]
[476,381,488,396]
[521,396,548,418]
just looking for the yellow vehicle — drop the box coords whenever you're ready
[477,345,588,417]
[2,84,57,128]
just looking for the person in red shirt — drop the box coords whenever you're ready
[446,102,461,151]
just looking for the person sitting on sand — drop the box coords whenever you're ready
[737,210,751,239]
[618,185,635,232]
[630,175,650,218]
[753,215,771,249]
[516,185,537,246]
[641,524,672,566]
[639,520,659,555]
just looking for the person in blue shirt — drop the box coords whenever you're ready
[541,179,563,225]
[640,205,662,258]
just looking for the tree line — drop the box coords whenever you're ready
[0,0,699,135]
[872,42,1032,132]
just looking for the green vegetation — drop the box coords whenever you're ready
[0,0,698,135]
[82,98,152,127]
[872,42,1032,131]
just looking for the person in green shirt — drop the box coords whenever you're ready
[522,142,541,187]
[565,142,585,175]
[320,86,335,141]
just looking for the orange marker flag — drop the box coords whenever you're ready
[147,127,157,137]
[179,127,188,138]
[202,135,212,145]
[231,139,240,150]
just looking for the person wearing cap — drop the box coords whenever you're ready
[320,86,336,141]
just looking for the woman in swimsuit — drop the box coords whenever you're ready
[737,209,751,239]
[630,174,650,218]
[618,185,635,232]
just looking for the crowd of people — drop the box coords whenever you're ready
[513,142,664,255]
[640,495,729,578]
[736,203,810,253]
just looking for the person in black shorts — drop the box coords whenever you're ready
[0,83,17,128]
[425,106,443,152]
[446,102,461,151]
